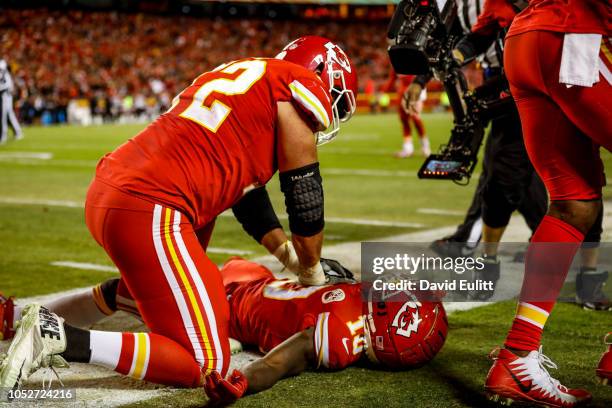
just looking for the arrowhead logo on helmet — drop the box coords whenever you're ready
[276,36,358,145]
[391,301,423,338]
[363,289,448,369]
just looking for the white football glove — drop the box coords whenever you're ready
[273,240,300,274]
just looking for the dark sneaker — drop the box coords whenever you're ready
[575,269,611,311]
[470,255,500,301]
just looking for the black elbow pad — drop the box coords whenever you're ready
[232,186,282,243]
[279,162,324,237]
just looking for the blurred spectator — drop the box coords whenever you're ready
[0,9,391,125]
[0,58,23,142]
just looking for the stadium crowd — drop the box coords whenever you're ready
[0,9,390,125]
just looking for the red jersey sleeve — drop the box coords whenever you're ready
[312,312,363,370]
[273,62,333,132]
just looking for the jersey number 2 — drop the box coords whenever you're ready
[175,60,266,132]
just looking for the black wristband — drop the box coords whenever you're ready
[232,186,282,243]
[279,162,324,237]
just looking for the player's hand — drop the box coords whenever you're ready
[320,258,356,284]
[403,83,423,115]
[204,369,248,406]
[273,240,301,275]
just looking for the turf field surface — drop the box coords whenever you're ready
[1,113,611,407]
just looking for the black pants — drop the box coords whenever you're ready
[448,110,548,242]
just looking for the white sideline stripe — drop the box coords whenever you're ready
[417,208,464,216]
[51,261,118,273]
[0,151,53,160]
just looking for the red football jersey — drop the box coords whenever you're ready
[227,277,365,370]
[95,58,332,229]
[507,0,611,38]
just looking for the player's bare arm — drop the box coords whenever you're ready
[204,327,318,404]
[276,101,325,284]
[242,327,314,394]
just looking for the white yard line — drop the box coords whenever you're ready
[0,151,53,160]
[205,247,254,255]
[417,208,465,216]
[51,261,119,273]
[2,159,98,167]
[0,197,83,208]
[325,216,423,228]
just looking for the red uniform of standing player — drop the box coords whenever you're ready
[483,1,611,406]
[0,37,358,391]
[382,69,430,158]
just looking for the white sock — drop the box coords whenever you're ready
[89,330,122,368]
[421,137,430,150]
[403,140,414,155]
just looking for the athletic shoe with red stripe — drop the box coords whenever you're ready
[485,347,591,407]
[0,293,15,341]
[597,333,612,386]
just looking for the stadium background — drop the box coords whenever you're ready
[0,1,611,407]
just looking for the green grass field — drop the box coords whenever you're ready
[0,113,611,407]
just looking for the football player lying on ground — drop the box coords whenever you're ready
[0,35,359,390]
[1,258,449,405]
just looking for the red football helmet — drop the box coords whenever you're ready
[363,290,448,369]
[276,36,358,145]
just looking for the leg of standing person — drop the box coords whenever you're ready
[6,95,23,139]
[396,106,414,158]
[0,92,7,144]
[486,31,610,406]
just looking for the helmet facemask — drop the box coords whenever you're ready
[315,59,356,146]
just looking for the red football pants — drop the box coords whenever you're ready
[504,31,611,201]
[85,179,230,382]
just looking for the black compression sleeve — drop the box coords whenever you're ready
[232,186,282,243]
[279,162,324,237]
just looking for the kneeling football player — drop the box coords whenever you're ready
[0,36,359,391]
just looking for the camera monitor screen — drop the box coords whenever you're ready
[425,159,462,173]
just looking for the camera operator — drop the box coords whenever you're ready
[403,0,548,299]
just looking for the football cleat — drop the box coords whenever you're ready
[0,293,15,340]
[0,304,68,391]
[485,347,591,407]
[596,332,611,386]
